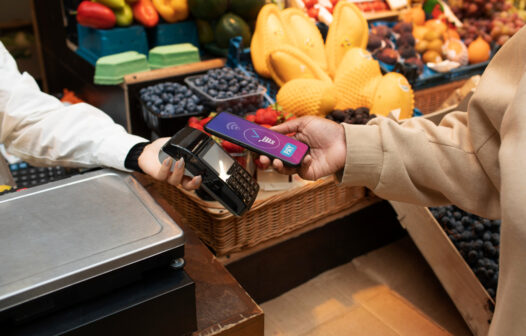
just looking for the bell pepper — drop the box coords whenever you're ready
[92,0,125,9]
[114,2,133,26]
[77,1,116,29]
[132,0,159,27]
[152,0,189,23]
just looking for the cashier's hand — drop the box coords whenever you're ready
[259,116,347,181]
[138,138,202,190]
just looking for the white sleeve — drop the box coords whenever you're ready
[0,42,148,171]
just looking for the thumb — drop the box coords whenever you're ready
[271,117,306,134]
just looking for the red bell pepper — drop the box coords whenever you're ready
[76,1,116,29]
[132,0,159,27]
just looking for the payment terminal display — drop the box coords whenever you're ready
[201,143,235,181]
[159,126,259,216]
[204,112,309,167]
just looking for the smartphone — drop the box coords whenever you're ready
[204,112,309,167]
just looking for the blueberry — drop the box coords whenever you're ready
[491,233,500,245]
[226,91,234,98]
[191,95,200,103]
[196,105,204,113]
[474,222,484,233]
[165,104,175,114]
[176,107,184,114]
[483,231,491,241]
[209,89,218,97]
[195,78,204,86]
[187,103,196,111]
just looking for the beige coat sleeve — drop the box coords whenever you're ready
[339,112,501,219]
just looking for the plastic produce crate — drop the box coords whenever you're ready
[184,74,266,115]
[139,101,205,137]
[147,21,200,49]
[76,24,149,66]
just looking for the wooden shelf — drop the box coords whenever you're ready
[364,10,401,21]
[0,19,32,30]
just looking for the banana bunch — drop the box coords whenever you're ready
[251,2,414,120]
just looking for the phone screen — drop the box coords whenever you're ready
[204,112,309,167]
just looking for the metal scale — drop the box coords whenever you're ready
[0,169,196,335]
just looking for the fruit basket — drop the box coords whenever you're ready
[184,67,267,115]
[144,174,366,256]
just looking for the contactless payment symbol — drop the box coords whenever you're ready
[280,143,297,157]
[226,122,240,130]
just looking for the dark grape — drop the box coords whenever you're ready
[430,204,501,300]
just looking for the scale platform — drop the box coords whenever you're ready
[0,169,192,333]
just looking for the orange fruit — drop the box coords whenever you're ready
[444,38,468,65]
[413,25,429,40]
[467,36,491,64]
[402,5,426,26]
[425,19,447,35]
[443,28,460,40]
[423,50,442,63]
[427,39,443,53]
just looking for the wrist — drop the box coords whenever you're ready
[125,141,150,173]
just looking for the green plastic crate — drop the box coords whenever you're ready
[94,51,150,85]
[148,43,200,69]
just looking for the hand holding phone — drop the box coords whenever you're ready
[251,116,348,181]
[204,112,310,167]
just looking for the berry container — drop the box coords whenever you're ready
[184,75,266,115]
[139,98,207,137]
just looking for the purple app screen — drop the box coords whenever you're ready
[206,113,309,165]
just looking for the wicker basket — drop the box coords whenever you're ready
[145,175,365,256]
[414,79,467,114]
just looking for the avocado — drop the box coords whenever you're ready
[188,0,228,20]
[215,13,252,48]
[229,0,265,21]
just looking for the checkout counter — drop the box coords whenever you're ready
[0,168,197,335]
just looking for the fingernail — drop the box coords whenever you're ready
[194,176,202,185]
[176,158,184,168]
[163,158,172,167]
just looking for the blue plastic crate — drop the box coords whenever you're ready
[76,24,149,65]
[369,21,491,90]
[147,21,200,49]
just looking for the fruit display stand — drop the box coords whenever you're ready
[413,78,468,114]
[389,107,494,336]
[143,173,369,256]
